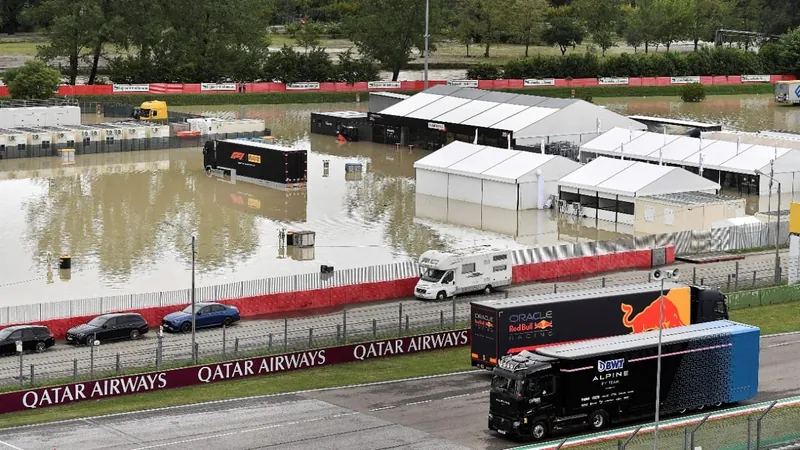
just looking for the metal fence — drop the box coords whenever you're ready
[534,398,800,450]
[0,221,791,326]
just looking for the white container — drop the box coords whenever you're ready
[69,125,103,143]
[0,129,27,149]
[146,124,170,139]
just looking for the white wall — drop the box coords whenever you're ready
[447,174,482,204]
[415,169,449,197]
[482,180,518,209]
[790,234,800,284]
[518,181,539,210]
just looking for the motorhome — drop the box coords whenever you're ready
[414,245,513,301]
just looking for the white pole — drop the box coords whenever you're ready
[659,148,663,166]
[423,0,430,90]
[699,153,704,177]
[473,129,478,144]
[596,118,601,134]
[736,135,741,155]
[653,276,666,450]
[540,140,545,154]
[620,142,624,161]
[507,133,511,150]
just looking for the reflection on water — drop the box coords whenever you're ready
[2,96,800,305]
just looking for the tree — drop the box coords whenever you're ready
[2,60,62,99]
[510,0,548,57]
[295,20,323,51]
[346,0,443,81]
[685,0,732,51]
[452,0,480,57]
[651,0,691,51]
[541,6,585,55]
[573,0,625,55]
[2,0,28,34]
[472,0,509,58]
[620,4,646,52]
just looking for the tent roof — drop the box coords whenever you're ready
[558,156,720,197]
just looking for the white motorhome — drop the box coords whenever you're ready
[414,245,513,300]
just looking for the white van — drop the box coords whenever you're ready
[414,245,513,301]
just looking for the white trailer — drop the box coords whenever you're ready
[414,245,513,301]
[775,81,800,105]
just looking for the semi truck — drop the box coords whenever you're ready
[203,138,308,188]
[470,281,728,369]
[132,100,168,122]
[414,245,513,301]
[488,320,759,440]
[775,81,800,105]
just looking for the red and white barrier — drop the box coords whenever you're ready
[0,75,792,97]
[6,246,675,339]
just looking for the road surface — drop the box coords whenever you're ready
[0,332,797,450]
[0,250,788,385]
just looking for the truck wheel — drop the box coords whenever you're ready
[530,421,548,440]
[436,291,447,301]
[483,285,492,295]
[588,410,608,430]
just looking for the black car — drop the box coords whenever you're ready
[65,312,150,345]
[0,325,55,355]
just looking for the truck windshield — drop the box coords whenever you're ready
[491,374,523,396]
[420,268,446,282]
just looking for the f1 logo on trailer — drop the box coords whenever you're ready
[231,152,246,160]
[598,358,625,372]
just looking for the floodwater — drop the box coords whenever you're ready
[0,94,798,306]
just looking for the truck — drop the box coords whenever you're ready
[414,245,513,301]
[470,281,728,369]
[488,320,759,440]
[132,100,168,122]
[203,138,308,188]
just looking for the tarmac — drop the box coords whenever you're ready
[0,332,797,450]
[0,250,788,385]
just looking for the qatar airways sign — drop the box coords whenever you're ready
[0,330,470,414]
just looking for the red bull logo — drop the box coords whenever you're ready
[621,296,687,333]
[509,320,552,333]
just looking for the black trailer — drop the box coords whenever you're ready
[470,282,728,369]
[203,139,307,188]
[488,320,760,440]
[310,111,373,142]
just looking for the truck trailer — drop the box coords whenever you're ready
[775,81,800,105]
[470,281,728,369]
[488,320,759,440]
[203,139,307,188]
[415,245,513,300]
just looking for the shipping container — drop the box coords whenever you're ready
[203,139,307,188]
[39,126,78,147]
[310,111,372,142]
[0,128,28,158]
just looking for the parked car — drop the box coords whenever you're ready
[162,302,240,333]
[0,325,55,355]
[65,312,150,345]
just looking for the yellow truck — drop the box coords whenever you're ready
[132,100,168,121]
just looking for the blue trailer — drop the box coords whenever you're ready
[488,320,760,441]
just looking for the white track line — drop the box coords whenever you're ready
[0,440,23,450]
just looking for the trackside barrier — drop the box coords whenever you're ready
[512,396,800,450]
[0,75,793,97]
[726,283,800,309]
[0,246,664,339]
[0,328,470,414]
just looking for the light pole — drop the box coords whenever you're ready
[755,168,782,285]
[423,0,430,90]
[651,267,680,450]
[191,233,197,364]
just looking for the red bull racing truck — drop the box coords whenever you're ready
[470,281,728,369]
[488,320,759,440]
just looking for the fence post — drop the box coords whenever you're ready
[405,315,410,333]
[618,426,641,450]
[684,427,690,450]
[284,318,288,351]
[156,330,163,369]
[30,365,34,387]
[553,284,557,293]
[373,319,377,338]
[308,327,313,347]
[700,277,705,286]
[399,303,403,336]
[234,337,239,356]
[648,271,652,283]
[18,350,23,387]
[222,324,227,356]
[756,400,778,449]
[337,324,342,343]
[90,344,95,376]
[343,308,347,344]
[452,297,456,328]
[194,343,199,361]
[440,310,444,329]
[116,353,121,375]
[735,261,740,291]
[693,267,697,285]
[727,274,732,291]
[602,277,606,287]
[268,333,273,352]
[73,359,78,380]
[747,415,753,450]
[753,270,757,287]
[690,413,712,450]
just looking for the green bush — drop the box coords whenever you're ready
[680,83,707,102]
[465,63,503,80]
[2,60,62,99]
[325,22,344,39]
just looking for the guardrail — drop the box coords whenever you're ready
[0,75,793,97]
[515,396,800,450]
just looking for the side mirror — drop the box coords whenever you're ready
[101,325,107,329]
[196,311,202,316]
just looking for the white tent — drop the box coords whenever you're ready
[414,142,581,210]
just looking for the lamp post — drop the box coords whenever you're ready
[651,267,679,450]
[423,0,430,90]
[755,168,782,285]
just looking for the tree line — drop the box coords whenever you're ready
[4,0,800,84]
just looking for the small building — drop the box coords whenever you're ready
[369,85,645,150]
[633,191,745,235]
[310,111,373,142]
[414,141,581,211]
[557,156,721,226]
[580,127,800,195]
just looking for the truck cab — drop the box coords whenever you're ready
[691,285,729,322]
[133,101,168,122]
[414,246,513,301]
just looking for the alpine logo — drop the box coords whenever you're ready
[231,152,246,160]
[597,358,624,372]
[794,85,800,98]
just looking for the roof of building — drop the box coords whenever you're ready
[641,191,741,206]
[312,110,368,119]
[413,141,581,184]
[536,320,756,360]
[581,127,800,175]
[378,87,644,138]
[558,156,720,197]
[369,92,411,100]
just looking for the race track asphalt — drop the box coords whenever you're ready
[0,332,797,450]
[0,250,788,386]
